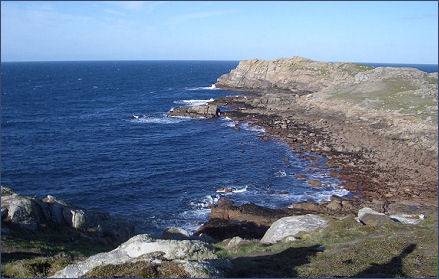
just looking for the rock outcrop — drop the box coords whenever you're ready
[214,57,438,206]
[168,104,219,118]
[52,234,227,278]
[1,186,134,243]
[260,214,328,244]
[356,207,425,226]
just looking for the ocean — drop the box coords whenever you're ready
[1,61,436,234]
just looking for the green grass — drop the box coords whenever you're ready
[216,214,438,277]
[1,227,116,278]
[84,261,190,278]
[329,78,437,122]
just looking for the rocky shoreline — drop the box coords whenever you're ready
[2,56,438,278]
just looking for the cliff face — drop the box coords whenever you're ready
[216,57,437,99]
[216,57,438,151]
[216,56,372,93]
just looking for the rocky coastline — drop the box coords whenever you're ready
[211,57,437,207]
[2,57,438,277]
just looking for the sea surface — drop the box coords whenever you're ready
[1,61,437,234]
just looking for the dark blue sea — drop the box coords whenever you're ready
[1,61,436,233]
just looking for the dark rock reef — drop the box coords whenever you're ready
[168,104,220,118]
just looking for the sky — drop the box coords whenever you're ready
[1,1,438,63]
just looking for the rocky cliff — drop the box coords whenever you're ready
[216,57,437,135]
[214,57,438,205]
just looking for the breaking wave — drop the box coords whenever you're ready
[186,84,219,91]
[240,123,266,133]
[129,114,188,124]
[173,98,214,106]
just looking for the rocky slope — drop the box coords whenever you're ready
[214,57,438,205]
[1,186,134,244]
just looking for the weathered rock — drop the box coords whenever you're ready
[1,187,134,243]
[260,214,328,244]
[1,186,15,196]
[389,214,423,225]
[168,104,219,118]
[1,194,44,231]
[356,207,393,226]
[162,227,191,240]
[63,208,86,229]
[52,234,219,278]
[223,236,249,249]
[288,195,359,214]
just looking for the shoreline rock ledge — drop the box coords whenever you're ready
[168,104,220,118]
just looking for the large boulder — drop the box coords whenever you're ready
[51,234,223,278]
[356,207,393,226]
[260,214,328,244]
[389,214,424,225]
[1,194,45,231]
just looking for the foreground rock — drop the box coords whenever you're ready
[198,197,360,241]
[260,214,328,244]
[168,104,219,118]
[356,207,425,226]
[52,234,227,278]
[1,186,134,243]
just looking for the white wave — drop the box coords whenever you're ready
[240,123,265,133]
[232,185,248,193]
[222,116,232,121]
[275,170,287,177]
[173,98,214,106]
[130,114,188,124]
[190,194,220,209]
[178,209,211,233]
[283,187,350,204]
[216,185,248,194]
[222,121,238,128]
[186,84,219,91]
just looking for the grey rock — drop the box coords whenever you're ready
[162,227,191,240]
[1,194,43,231]
[389,214,423,225]
[356,207,393,226]
[360,213,393,226]
[51,234,218,278]
[1,188,134,242]
[168,104,219,118]
[1,186,15,196]
[261,214,328,244]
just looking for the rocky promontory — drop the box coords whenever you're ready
[214,57,438,206]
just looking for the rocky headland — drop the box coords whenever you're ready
[212,56,438,206]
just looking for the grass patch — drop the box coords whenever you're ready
[85,261,189,278]
[1,227,116,277]
[216,213,438,277]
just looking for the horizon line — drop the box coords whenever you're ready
[1,58,438,66]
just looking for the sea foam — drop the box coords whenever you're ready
[130,114,188,124]
[186,84,219,91]
[173,98,214,107]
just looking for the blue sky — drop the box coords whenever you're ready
[1,1,438,63]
